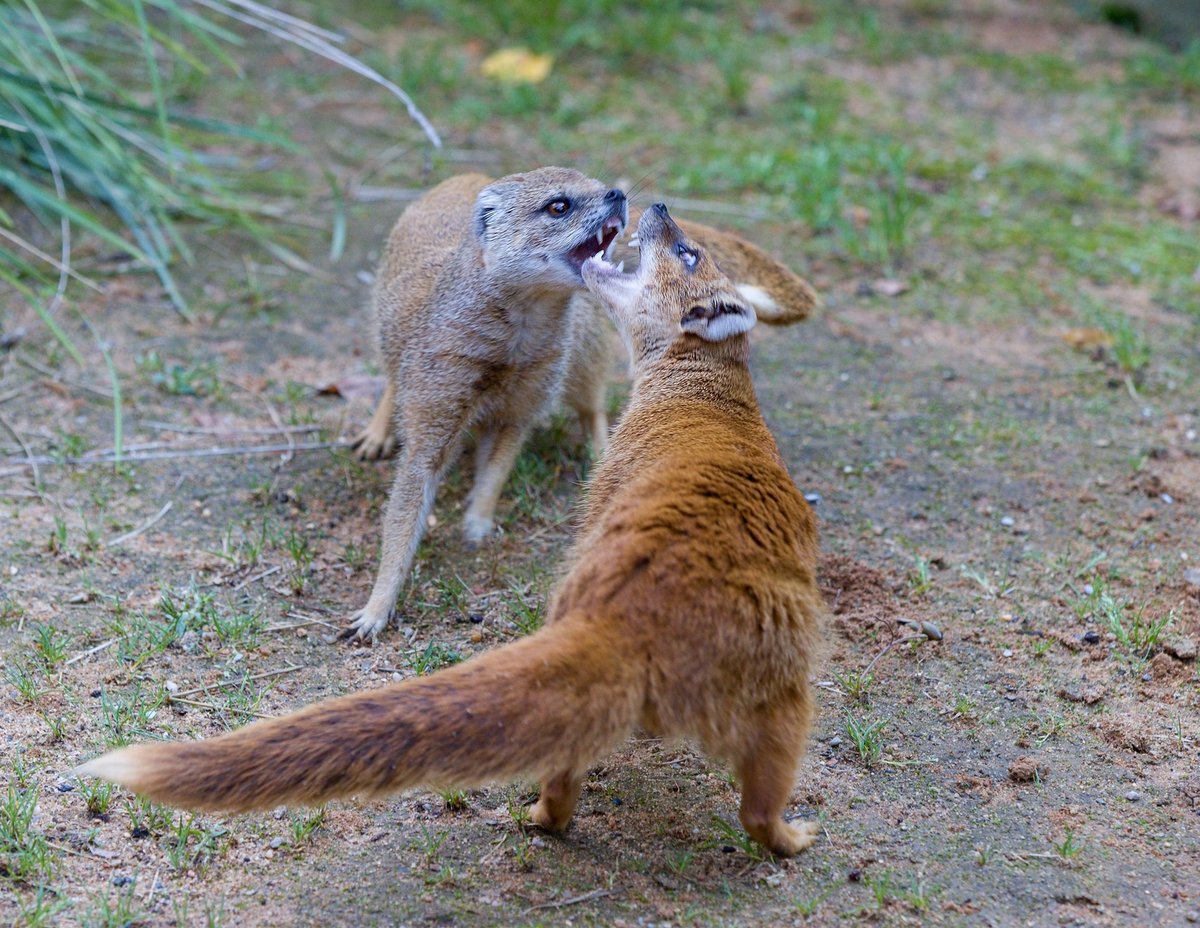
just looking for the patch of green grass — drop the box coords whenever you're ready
[0,783,58,884]
[79,779,115,817]
[793,885,835,917]
[210,520,270,572]
[1032,711,1067,747]
[413,824,449,865]
[97,683,163,748]
[127,796,174,840]
[664,848,694,879]
[32,623,70,669]
[428,575,471,617]
[0,595,27,626]
[1124,38,1200,99]
[290,806,326,846]
[4,656,43,704]
[137,350,221,398]
[907,556,934,597]
[85,880,144,927]
[1075,576,1172,662]
[833,669,874,705]
[1051,827,1085,862]
[864,869,895,908]
[709,815,765,862]
[342,541,368,572]
[845,715,887,768]
[163,813,227,872]
[506,583,544,635]
[951,694,977,721]
[962,49,1084,92]
[439,789,468,812]
[861,146,919,269]
[901,875,937,912]
[14,887,69,926]
[284,529,315,596]
[408,641,463,675]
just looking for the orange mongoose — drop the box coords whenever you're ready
[77,203,827,856]
[343,169,818,642]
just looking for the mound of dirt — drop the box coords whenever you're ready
[818,554,901,641]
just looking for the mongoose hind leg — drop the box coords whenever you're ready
[529,770,584,832]
[342,422,463,642]
[462,421,531,545]
[351,380,398,461]
[734,711,819,857]
[563,361,609,458]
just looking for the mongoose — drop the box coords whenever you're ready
[343,168,629,642]
[347,170,819,643]
[77,202,827,857]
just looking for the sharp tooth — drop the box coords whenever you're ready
[629,235,640,247]
[596,230,604,245]
[616,261,625,273]
[594,251,604,260]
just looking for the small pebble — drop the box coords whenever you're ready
[829,736,842,747]
[56,782,75,793]
[391,672,402,682]
[1002,649,1013,658]
[272,807,287,820]
[1081,630,1101,645]
[111,875,134,887]
[1125,790,1141,803]
[269,837,287,849]
[1000,516,1015,527]
[804,492,821,504]
[1185,910,1198,923]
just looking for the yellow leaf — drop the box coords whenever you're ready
[1059,327,1113,351]
[480,47,553,84]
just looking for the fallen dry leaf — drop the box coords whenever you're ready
[1059,327,1113,351]
[480,47,553,84]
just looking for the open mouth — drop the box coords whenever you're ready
[565,212,624,273]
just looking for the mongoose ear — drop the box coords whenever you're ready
[474,182,518,241]
[680,300,757,342]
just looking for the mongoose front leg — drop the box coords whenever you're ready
[342,429,460,642]
[735,722,819,857]
[462,421,531,545]
[529,770,584,831]
[351,380,398,461]
[576,407,608,458]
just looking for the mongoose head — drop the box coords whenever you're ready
[581,203,756,364]
[473,167,627,290]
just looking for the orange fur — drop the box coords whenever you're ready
[77,204,826,856]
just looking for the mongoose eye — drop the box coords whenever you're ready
[675,243,698,267]
[545,199,571,216]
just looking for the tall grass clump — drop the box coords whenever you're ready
[0,0,438,342]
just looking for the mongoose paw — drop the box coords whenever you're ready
[350,427,397,462]
[766,820,821,857]
[337,606,393,645]
[528,799,572,832]
[462,516,501,548]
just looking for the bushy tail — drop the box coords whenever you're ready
[76,618,640,812]
[619,209,819,324]
[679,218,819,325]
